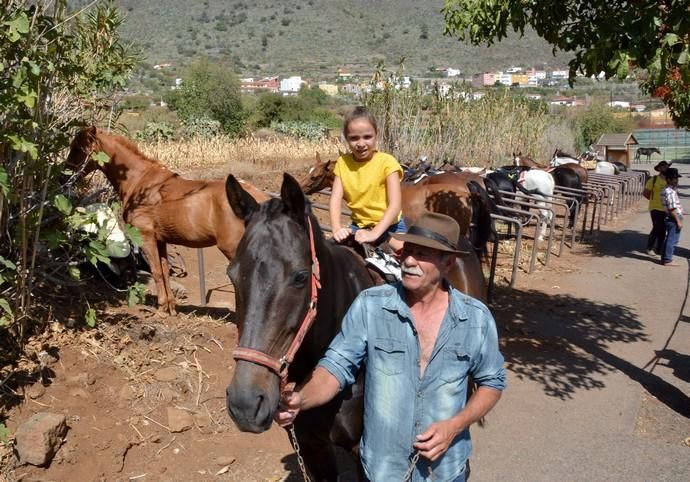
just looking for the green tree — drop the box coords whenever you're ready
[167,57,245,136]
[443,0,690,128]
[571,101,635,152]
[1,1,139,345]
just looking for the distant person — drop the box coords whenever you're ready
[643,161,670,255]
[660,168,683,266]
[275,212,506,482]
[329,106,405,252]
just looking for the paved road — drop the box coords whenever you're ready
[471,162,690,481]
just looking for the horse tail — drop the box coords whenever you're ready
[482,176,504,212]
[515,181,536,196]
[467,180,493,260]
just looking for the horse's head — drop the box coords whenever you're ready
[225,172,316,433]
[65,126,101,177]
[298,153,335,195]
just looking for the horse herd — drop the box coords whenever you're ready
[64,126,640,481]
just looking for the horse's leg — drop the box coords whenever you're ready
[157,242,176,314]
[140,237,172,314]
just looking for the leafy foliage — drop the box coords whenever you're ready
[570,101,635,152]
[443,0,690,128]
[271,121,330,140]
[363,62,570,165]
[134,121,175,141]
[180,117,222,139]
[0,1,140,345]
[247,87,341,130]
[165,58,245,136]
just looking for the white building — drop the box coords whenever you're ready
[280,76,304,95]
[497,72,512,86]
[527,70,547,86]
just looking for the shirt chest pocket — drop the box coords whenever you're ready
[372,338,406,376]
[440,346,471,383]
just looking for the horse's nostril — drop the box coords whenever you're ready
[253,394,264,420]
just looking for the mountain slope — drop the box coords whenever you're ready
[74,0,565,77]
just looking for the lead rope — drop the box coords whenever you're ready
[288,424,312,482]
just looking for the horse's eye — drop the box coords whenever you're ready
[292,270,309,288]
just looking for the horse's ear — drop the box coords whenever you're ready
[225,175,259,222]
[281,173,306,225]
[316,152,322,163]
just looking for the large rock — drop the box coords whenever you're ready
[14,412,68,466]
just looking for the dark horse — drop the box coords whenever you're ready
[225,173,374,481]
[550,165,585,228]
[635,147,661,162]
[225,174,487,480]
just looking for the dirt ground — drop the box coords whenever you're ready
[0,170,678,482]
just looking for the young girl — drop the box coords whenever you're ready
[329,106,405,251]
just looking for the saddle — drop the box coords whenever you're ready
[340,238,401,285]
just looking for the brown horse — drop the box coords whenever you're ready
[298,157,488,300]
[514,152,548,169]
[65,126,270,314]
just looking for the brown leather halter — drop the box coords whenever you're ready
[232,217,321,388]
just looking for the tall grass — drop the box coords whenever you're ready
[364,79,575,167]
[137,135,343,180]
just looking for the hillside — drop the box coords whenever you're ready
[71,0,566,78]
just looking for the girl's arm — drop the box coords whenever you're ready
[355,171,402,243]
[330,176,351,242]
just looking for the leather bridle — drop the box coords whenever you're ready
[232,217,321,388]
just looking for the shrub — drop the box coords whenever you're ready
[180,118,222,139]
[135,122,175,142]
[271,121,330,140]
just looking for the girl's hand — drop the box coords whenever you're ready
[354,228,379,244]
[333,227,352,242]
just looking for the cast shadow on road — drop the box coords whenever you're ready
[586,228,690,264]
[492,285,690,418]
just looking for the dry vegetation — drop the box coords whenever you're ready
[137,135,344,183]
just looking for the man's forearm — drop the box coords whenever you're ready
[449,386,502,435]
[298,366,342,410]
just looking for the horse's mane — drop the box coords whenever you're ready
[102,130,160,165]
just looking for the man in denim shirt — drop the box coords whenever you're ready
[275,211,506,482]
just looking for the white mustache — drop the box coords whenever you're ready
[401,265,423,276]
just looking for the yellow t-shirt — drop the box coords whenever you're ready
[333,151,403,228]
[646,175,667,211]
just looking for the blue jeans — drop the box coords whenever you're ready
[662,217,681,263]
[351,218,408,245]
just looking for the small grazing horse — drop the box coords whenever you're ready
[65,126,270,314]
[224,173,486,481]
[635,147,661,162]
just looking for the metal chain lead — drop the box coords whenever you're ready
[288,424,312,482]
[401,451,434,482]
